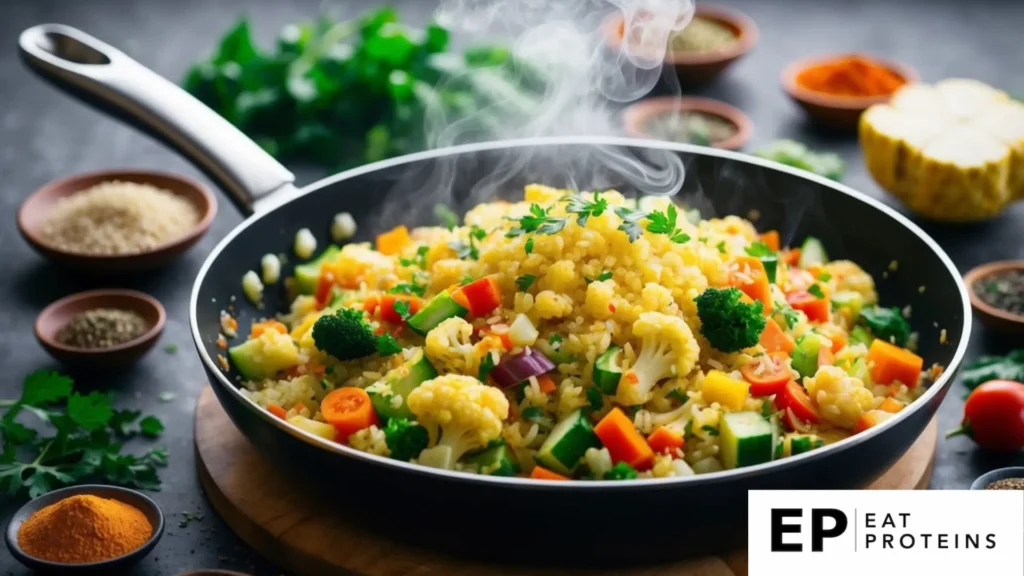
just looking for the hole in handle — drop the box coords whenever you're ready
[35,30,110,65]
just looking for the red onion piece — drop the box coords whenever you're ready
[489,347,556,389]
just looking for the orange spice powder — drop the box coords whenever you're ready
[18,494,153,564]
[796,56,906,97]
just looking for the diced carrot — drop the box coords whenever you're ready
[311,364,326,376]
[759,318,795,354]
[451,289,471,311]
[594,408,654,470]
[454,277,502,317]
[818,346,835,367]
[530,465,570,480]
[829,331,847,354]
[878,397,905,414]
[782,248,801,267]
[379,294,423,324]
[854,410,894,434]
[759,230,781,251]
[363,295,380,315]
[730,256,772,314]
[786,289,830,323]
[376,225,412,255]
[867,339,923,387]
[536,374,557,394]
[251,320,287,338]
[314,272,336,306]
[267,403,288,420]
[321,387,379,442]
[647,426,685,455]
[806,264,825,281]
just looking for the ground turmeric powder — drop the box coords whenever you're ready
[796,55,906,97]
[17,494,153,564]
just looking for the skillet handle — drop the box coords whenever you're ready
[18,23,295,215]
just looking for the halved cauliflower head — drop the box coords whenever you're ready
[804,366,874,429]
[406,374,510,469]
[616,312,700,406]
[424,317,478,375]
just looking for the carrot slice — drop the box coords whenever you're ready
[647,426,685,455]
[730,256,772,313]
[536,374,557,394]
[251,320,287,338]
[782,248,801,267]
[878,397,905,414]
[530,465,570,480]
[594,408,654,470]
[376,225,412,255]
[267,403,288,420]
[455,277,502,317]
[379,294,423,324]
[854,410,894,434]
[867,339,923,387]
[362,295,380,315]
[741,352,792,396]
[786,289,830,323]
[321,387,379,442]
[829,331,847,354]
[759,230,781,251]
[759,318,795,354]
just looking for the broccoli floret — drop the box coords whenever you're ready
[695,287,766,352]
[604,461,638,480]
[312,308,377,360]
[383,418,429,462]
[858,306,910,347]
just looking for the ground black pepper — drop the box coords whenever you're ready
[977,269,1024,316]
[56,308,148,349]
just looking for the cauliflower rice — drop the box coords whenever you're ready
[225,184,932,481]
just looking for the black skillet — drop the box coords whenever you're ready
[19,24,971,566]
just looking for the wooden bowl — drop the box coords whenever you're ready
[963,260,1024,333]
[781,54,919,131]
[5,484,164,574]
[17,169,216,273]
[604,4,758,87]
[622,96,753,150]
[35,289,166,369]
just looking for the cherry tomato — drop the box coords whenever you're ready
[948,380,1024,452]
[774,381,820,424]
[740,352,792,396]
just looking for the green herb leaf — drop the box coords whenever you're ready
[701,425,720,436]
[524,238,534,254]
[460,275,474,286]
[399,245,430,269]
[434,204,459,230]
[19,371,73,407]
[716,240,727,254]
[564,191,608,227]
[521,406,544,421]
[139,416,165,438]
[478,351,496,382]
[818,272,832,282]
[961,350,1024,389]
[387,281,426,297]
[808,284,825,299]
[164,344,178,354]
[744,241,775,258]
[684,419,694,438]
[376,333,403,356]
[392,300,413,321]
[506,204,566,238]
[67,392,113,431]
[585,271,613,284]
[516,274,537,291]
[614,206,647,242]
[645,203,678,235]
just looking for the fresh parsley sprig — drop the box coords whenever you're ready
[505,204,567,238]
[644,204,691,244]
[449,225,488,260]
[564,191,608,227]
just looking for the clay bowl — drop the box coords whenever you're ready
[5,484,164,575]
[35,289,166,369]
[623,96,753,150]
[781,54,919,131]
[18,169,216,273]
[604,4,758,87]
[963,260,1024,333]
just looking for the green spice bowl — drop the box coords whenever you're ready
[963,260,1024,333]
[5,484,165,574]
[35,289,167,370]
[971,467,1024,490]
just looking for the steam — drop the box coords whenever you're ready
[380,0,694,226]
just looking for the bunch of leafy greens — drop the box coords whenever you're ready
[183,7,540,170]
[961,349,1024,390]
[753,139,845,181]
[0,371,167,498]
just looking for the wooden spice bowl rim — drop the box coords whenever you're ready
[963,259,1024,328]
[622,96,753,151]
[17,168,217,270]
[603,4,759,66]
[35,289,167,356]
[970,466,1024,490]
[4,484,165,570]
[780,53,920,110]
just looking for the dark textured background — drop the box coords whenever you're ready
[1,0,1023,574]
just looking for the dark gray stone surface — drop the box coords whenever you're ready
[1,0,1022,574]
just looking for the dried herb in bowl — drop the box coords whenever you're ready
[976,269,1024,316]
[641,111,738,146]
[56,308,149,350]
[669,17,737,54]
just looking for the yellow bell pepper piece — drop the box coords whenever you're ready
[702,370,750,411]
[287,415,337,442]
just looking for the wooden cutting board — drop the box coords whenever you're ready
[194,386,937,576]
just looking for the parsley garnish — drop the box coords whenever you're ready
[744,241,775,257]
[777,301,801,329]
[564,191,608,227]
[392,300,413,321]
[683,419,694,438]
[808,284,825,299]
[460,275,474,286]
[376,333,402,356]
[644,204,691,243]
[0,370,167,498]
[614,206,647,242]
[506,204,566,237]
[524,238,534,254]
[549,334,563,346]
[716,240,727,254]
[433,204,459,230]
[666,389,687,403]
[399,245,429,269]
[585,271,613,284]
[387,280,426,297]
[164,344,178,354]
[450,225,488,260]
[478,351,496,381]
[521,406,544,421]
[701,425,720,436]
[516,274,537,291]
[818,272,832,282]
